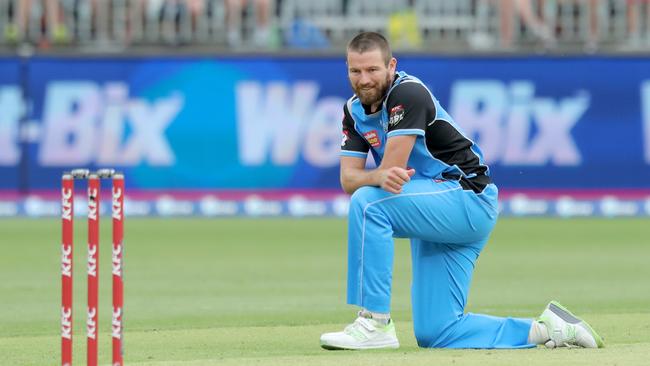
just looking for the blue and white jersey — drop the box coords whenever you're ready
[341,71,492,193]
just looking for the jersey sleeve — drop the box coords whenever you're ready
[341,104,370,158]
[385,82,436,138]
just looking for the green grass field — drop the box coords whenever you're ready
[0,218,648,365]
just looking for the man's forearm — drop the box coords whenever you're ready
[340,166,380,195]
[340,136,416,195]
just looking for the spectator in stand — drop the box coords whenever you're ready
[128,0,205,43]
[583,0,601,51]
[552,0,607,52]
[5,0,68,43]
[185,0,205,35]
[498,0,555,49]
[626,0,650,44]
[127,0,169,35]
[225,0,273,47]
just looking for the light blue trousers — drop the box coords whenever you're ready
[346,179,534,349]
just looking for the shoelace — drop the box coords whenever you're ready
[563,325,578,347]
[552,325,578,347]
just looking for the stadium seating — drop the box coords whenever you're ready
[0,0,648,52]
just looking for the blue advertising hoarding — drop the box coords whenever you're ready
[0,59,22,190]
[1,55,650,192]
[398,57,650,189]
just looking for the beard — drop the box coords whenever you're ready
[352,71,392,107]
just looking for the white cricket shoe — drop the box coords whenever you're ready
[320,312,400,350]
[538,301,604,348]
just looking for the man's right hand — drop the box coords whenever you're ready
[377,167,415,194]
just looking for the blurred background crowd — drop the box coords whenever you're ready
[0,0,649,53]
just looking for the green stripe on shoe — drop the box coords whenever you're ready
[549,301,605,348]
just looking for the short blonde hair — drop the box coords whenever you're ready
[347,32,392,66]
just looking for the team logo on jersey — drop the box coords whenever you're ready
[363,130,381,147]
[341,130,349,147]
[389,105,405,127]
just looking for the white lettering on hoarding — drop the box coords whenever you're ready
[556,196,595,217]
[236,79,590,170]
[0,86,23,165]
[38,82,182,166]
[303,97,342,167]
[105,92,180,166]
[40,82,99,165]
[4,77,641,173]
[449,80,506,162]
[236,81,344,167]
[528,94,588,165]
[641,81,650,164]
[449,80,587,166]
